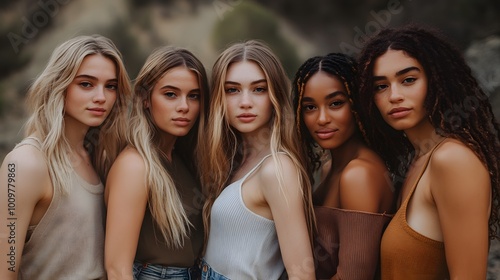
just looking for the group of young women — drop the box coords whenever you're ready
[1,24,499,280]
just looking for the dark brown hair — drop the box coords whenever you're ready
[355,24,500,239]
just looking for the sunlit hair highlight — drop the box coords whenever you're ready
[131,46,209,247]
[199,40,316,249]
[24,34,131,194]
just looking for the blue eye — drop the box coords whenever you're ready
[225,88,238,94]
[255,87,267,93]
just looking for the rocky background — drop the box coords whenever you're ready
[0,0,499,278]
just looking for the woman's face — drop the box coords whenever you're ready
[224,61,273,137]
[372,49,429,132]
[148,66,201,139]
[301,71,356,150]
[64,54,118,128]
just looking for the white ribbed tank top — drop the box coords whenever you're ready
[204,154,285,279]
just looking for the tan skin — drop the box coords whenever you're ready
[104,67,201,280]
[224,61,315,279]
[302,71,393,213]
[0,54,117,279]
[373,49,491,279]
[301,71,393,280]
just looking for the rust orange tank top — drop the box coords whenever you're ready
[380,141,449,279]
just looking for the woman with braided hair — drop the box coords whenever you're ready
[355,24,500,279]
[292,53,394,279]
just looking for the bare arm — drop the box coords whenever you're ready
[260,154,315,280]
[430,142,490,279]
[104,148,148,280]
[0,146,51,280]
[330,161,393,280]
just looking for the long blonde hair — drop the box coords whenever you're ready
[24,34,131,194]
[199,40,315,247]
[131,46,209,247]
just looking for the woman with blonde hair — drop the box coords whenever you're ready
[105,46,209,280]
[0,34,131,279]
[199,40,316,279]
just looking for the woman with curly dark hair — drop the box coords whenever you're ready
[355,24,500,279]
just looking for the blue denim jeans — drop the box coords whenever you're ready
[199,259,230,280]
[133,261,199,280]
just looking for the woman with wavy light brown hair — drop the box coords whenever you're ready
[105,46,209,280]
[0,34,131,280]
[355,24,500,279]
[199,40,316,279]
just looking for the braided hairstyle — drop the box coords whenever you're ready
[355,24,500,239]
[292,53,361,178]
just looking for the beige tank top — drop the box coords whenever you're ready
[17,137,106,280]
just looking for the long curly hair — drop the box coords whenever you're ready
[292,53,360,178]
[355,24,500,239]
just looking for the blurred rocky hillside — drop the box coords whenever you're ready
[0,0,500,277]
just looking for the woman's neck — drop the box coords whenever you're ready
[329,135,364,171]
[404,120,445,158]
[156,131,177,161]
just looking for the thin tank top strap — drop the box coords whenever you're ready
[401,138,447,207]
[241,151,287,182]
[15,136,43,150]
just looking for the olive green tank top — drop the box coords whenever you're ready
[134,152,204,267]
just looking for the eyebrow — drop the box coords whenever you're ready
[373,66,421,81]
[159,85,200,93]
[75,74,117,82]
[302,91,345,102]
[225,79,267,86]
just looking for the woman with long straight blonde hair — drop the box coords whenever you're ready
[0,34,131,280]
[105,46,209,280]
[199,40,316,279]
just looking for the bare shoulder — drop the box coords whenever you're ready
[110,146,146,175]
[258,153,300,187]
[105,146,148,199]
[1,144,50,191]
[431,139,484,170]
[428,139,491,204]
[341,155,390,191]
[339,154,392,212]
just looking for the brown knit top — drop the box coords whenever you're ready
[314,206,392,280]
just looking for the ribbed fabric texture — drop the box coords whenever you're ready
[314,207,392,280]
[17,138,106,280]
[380,142,449,280]
[203,154,284,280]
